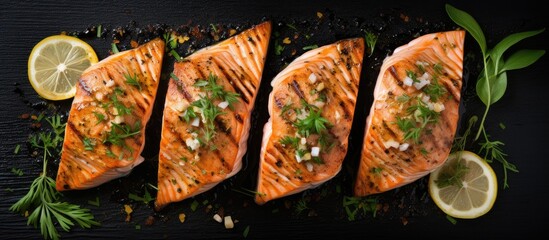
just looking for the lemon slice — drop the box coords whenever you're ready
[28,35,98,100]
[428,150,498,219]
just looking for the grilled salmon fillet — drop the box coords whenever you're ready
[255,38,365,205]
[354,30,465,197]
[56,38,165,191]
[155,21,271,210]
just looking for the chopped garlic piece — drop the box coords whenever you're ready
[399,143,410,151]
[302,153,312,161]
[213,214,223,223]
[309,73,317,83]
[335,111,341,122]
[313,101,325,108]
[191,117,200,127]
[311,147,320,157]
[218,101,229,109]
[316,82,325,91]
[185,138,200,151]
[383,139,400,149]
[413,79,430,90]
[112,107,119,116]
[306,162,314,172]
[105,79,115,87]
[174,101,188,112]
[224,216,234,229]
[433,102,445,112]
[300,138,307,145]
[113,116,124,124]
[296,152,303,163]
[418,72,431,81]
[95,92,104,101]
[403,76,413,86]
[416,61,429,67]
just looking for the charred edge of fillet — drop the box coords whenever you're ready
[173,77,194,102]
[234,113,243,123]
[291,80,305,99]
[381,120,399,141]
[274,97,284,109]
[78,78,92,95]
[228,68,249,104]
[389,65,401,83]
[247,35,256,46]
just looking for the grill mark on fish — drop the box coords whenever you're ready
[78,79,92,95]
[389,65,400,82]
[291,80,305,99]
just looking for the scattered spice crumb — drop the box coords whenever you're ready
[316,11,323,18]
[400,13,410,22]
[145,216,155,226]
[130,40,138,48]
[213,214,223,223]
[124,204,133,222]
[179,213,186,223]
[401,216,408,225]
[282,37,291,44]
[229,29,237,36]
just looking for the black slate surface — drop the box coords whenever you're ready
[1,0,548,239]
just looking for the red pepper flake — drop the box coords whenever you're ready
[113,39,120,44]
[291,49,297,56]
[229,29,237,36]
[19,113,30,119]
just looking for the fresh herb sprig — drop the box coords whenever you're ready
[10,115,99,240]
[183,73,240,144]
[124,73,141,91]
[342,196,378,221]
[446,4,545,188]
[364,31,378,56]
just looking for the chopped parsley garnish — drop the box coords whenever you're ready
[93,111,105,125]
[302,44,318,51]
[124,73,142,91]
[364,31,378,56]
[394,97,440,143]
[182,73,240,144]
[274,40,285,55]
[279,136,300,148]
[294,103,331,137]
[11,167,23,176]
[104,121,141,150]
[342,196,378,221]
[83,137,95,151]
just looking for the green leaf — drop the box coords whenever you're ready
[501,49,545,72]
[445,4,487,54]
[476,70,508,105]
[490,29,545,67]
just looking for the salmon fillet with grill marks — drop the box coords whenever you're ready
[354,30,465,197]
[155,21,271,210]
[56,38,165,191]
[255,38,365,205]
